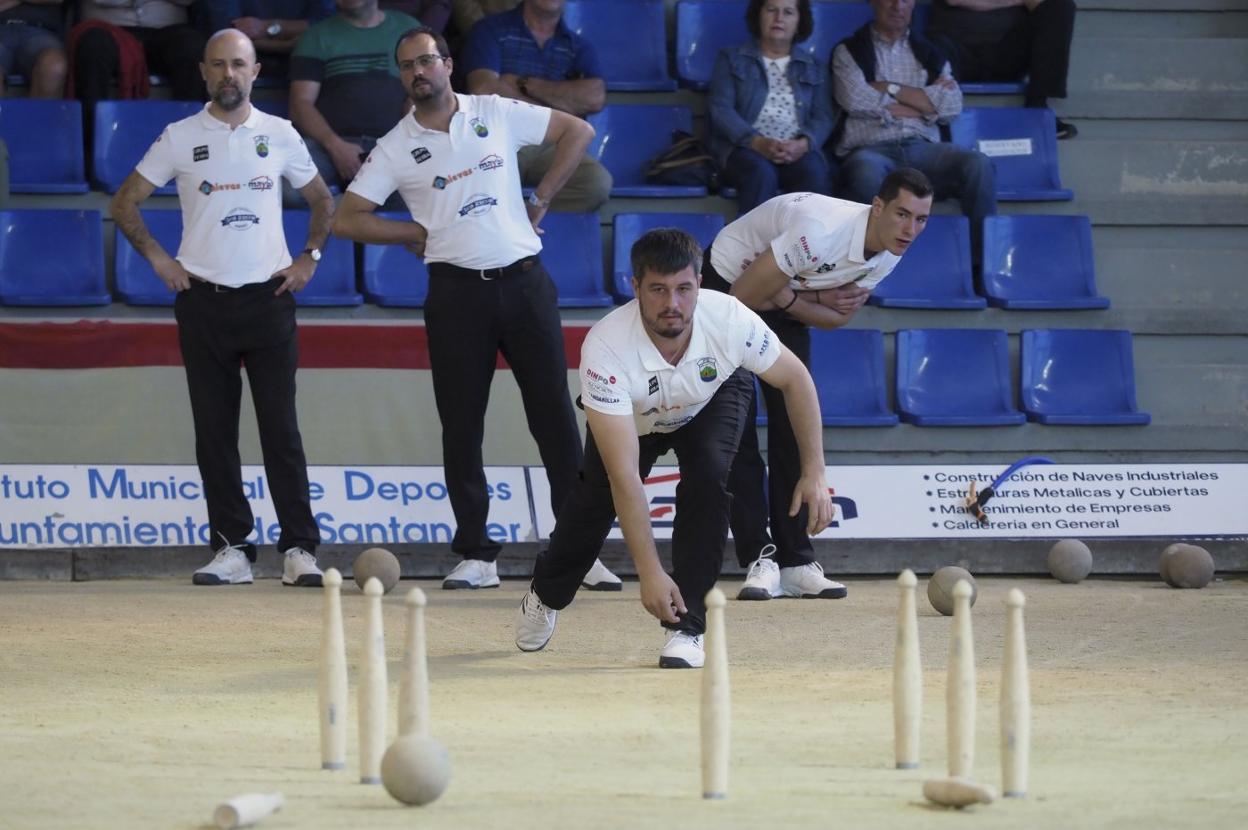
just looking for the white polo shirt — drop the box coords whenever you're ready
[136,103,317,287]
[580,290,781,436]
[710,192,901,292]
[348,93,551,269]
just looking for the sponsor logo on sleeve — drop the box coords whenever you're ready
[758,330,771,355]
[585,368,616,385]
[815,261,836,274]
[253,135,269,158]
[478,154,504,171]
[248,175,274,191]
[469,116,489,137]
[411,146,432,164]
[221,207,260,230]
[457,193,498,216]
[697,357,718,383]
[193,145,209,162]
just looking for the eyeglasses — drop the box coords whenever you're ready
[400,54,447,71]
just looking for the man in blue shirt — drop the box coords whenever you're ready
[461,0,610,211]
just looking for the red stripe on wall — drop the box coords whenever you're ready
[0,321,594,370]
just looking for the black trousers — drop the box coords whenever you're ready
[701,252,818,570]
[74,25,207,152]
[424,258,582,561]
[532,369,754,636]
[929,0,1076,105]
[174,278,319,560]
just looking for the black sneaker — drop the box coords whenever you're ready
[1056,119,1078,140]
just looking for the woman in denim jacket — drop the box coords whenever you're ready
[708,0,836,212]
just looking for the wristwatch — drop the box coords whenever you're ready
[886,82,901,98]
[527,191,550,209]
[266,21,282,37]
[303,247,321,262]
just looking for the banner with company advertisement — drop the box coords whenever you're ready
[528,463,1248,540]
[0,465,533,549]
[2,463,1245,549]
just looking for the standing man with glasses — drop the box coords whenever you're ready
[332,26,621,591]
[109,28,333,587]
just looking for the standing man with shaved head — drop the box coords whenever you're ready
[110,29,335,587]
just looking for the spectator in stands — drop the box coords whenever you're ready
[830,0,995,261]
[461,0,611,212]
[203,1,335,81]
[450,0,514,39]
[702,170,933,602]
[288,0,420,201]
[708,0,835,213]
[926,0,1078,139]
[0,1,68,97]
[109,29,333,588]
[381,0,449,33]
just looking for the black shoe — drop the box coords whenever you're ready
[1056,119,1078,140]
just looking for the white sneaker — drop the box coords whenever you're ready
[779,561,848,599]
[515,589,557,652]
[282,547,323,587]
[737,544,781,601]
[659,630,705,669]
[192,542,253,586]
[581,558,623,592]
[442,558,500,590]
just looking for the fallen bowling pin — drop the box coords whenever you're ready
[213,792,284,829]
[922,777,996,809]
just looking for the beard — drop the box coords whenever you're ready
[213,83,245,111]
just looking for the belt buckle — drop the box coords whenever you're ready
[479,266,502,281]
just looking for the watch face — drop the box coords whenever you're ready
[266,23,281,36]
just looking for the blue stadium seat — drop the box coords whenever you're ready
[960,80,1027,95]
[1020,329,1150,425]
[282,211,362,306]
[810,328,899,426]
[540,212,611,307]
[895,329,1025,426]
[981,215,1108,309]
[867,214,985,309]
[611,212,725,302]
[115,209,183,306]
[93,100,203,195]
[809,2,877,65]
[0,100,88,194]
[362,213,429,307]
[674,0,749,90]
[0,210,109,306]
[564,0,676,91]
[587,105,708,197]
[949,107,1073,201]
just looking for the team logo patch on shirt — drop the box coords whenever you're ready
[648,376,659,395]
[193,145,209,162]
[253,135,269,158]
[458,193,497,216]
[469,117,489,137]
[697,357,718,383]
[478,154,503,171]
[411,147,431,164]
[248,176,274,191]
[221,207,260,230]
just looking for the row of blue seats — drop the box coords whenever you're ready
[0,208,1102,310]
[766,327,1149,427]
[0,99,1071,202]
[0,1,1017,96]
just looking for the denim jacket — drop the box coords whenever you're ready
[708,41,837,168]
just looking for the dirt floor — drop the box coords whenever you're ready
[1,574,1245,829]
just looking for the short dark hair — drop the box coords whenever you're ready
[877,167,934,203]
[745,0,814,44]
[394,26,450,65]
[630,228,703,285]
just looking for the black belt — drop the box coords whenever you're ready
[189,276,280,293]
[427,256,538,281]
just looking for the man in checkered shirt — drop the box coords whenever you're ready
[830,0,995,261]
